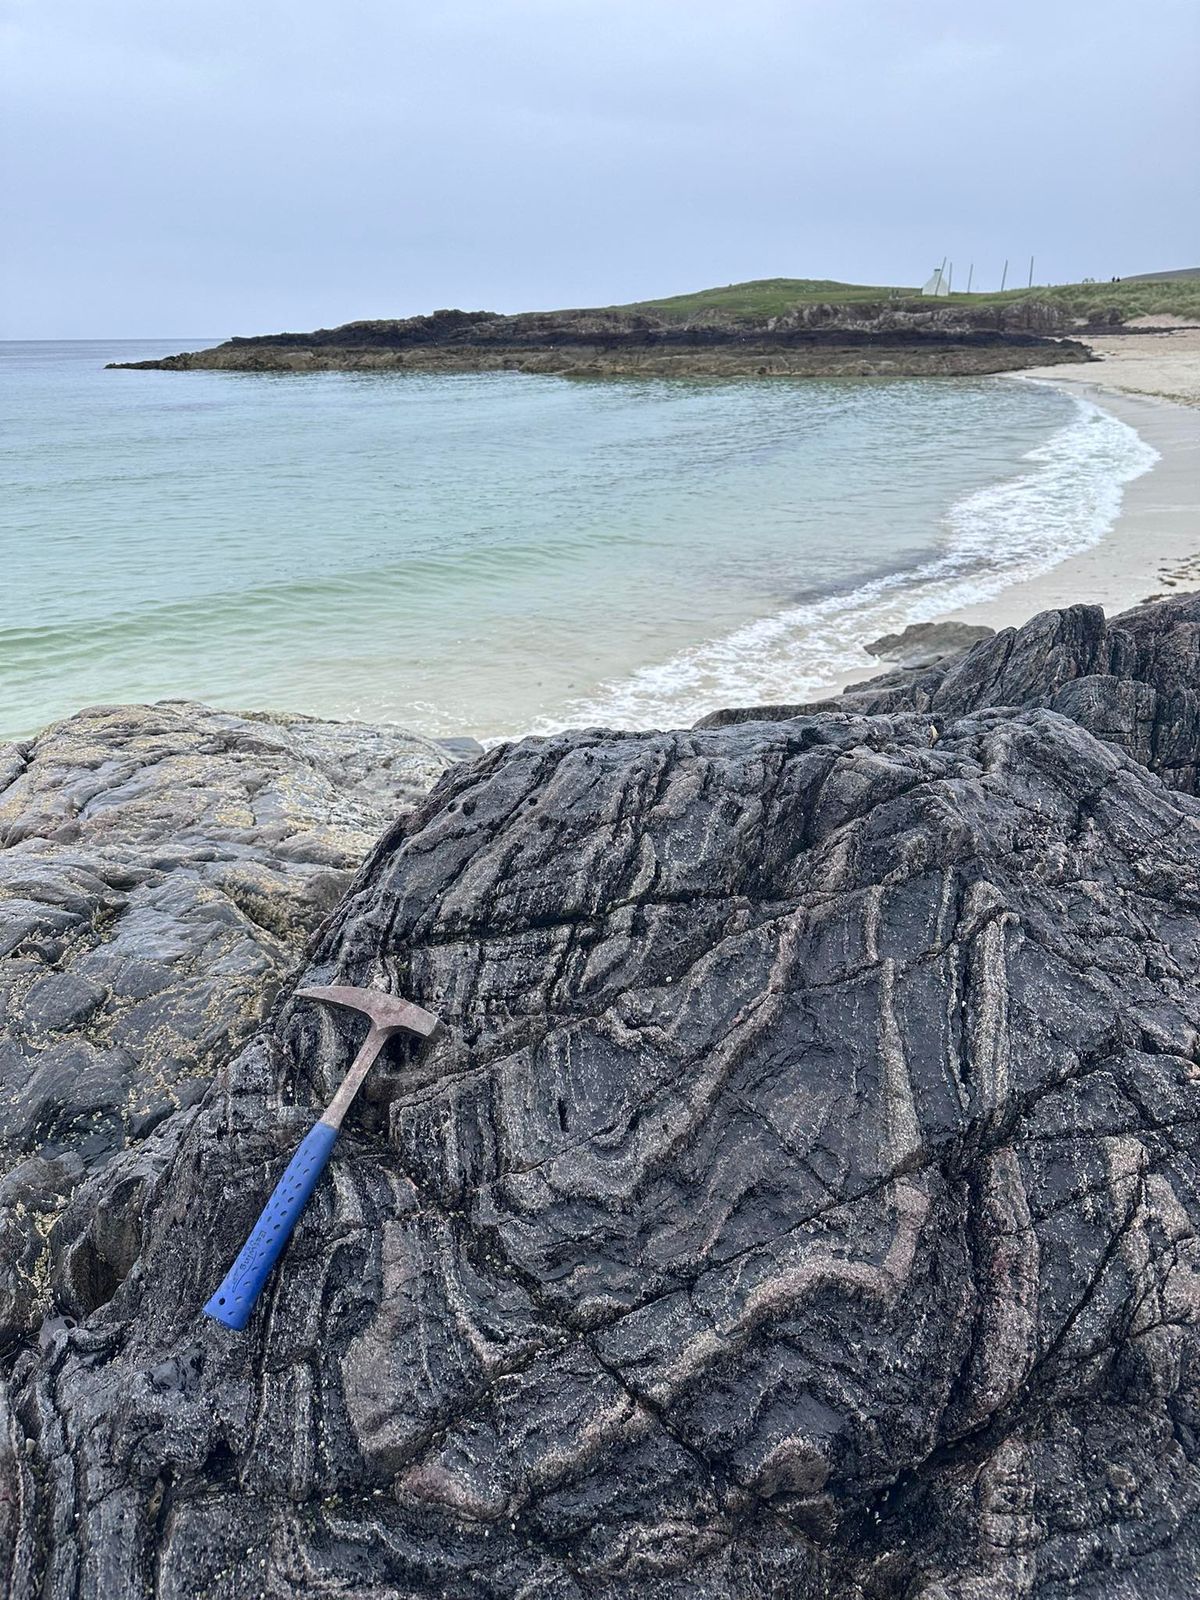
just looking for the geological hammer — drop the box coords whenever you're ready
[204,985,440,1331]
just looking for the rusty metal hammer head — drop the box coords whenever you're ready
[295,984,441,1132]
[295,983,440,1041]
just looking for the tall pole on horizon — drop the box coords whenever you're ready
[1000,259,1008,292]
[966,262,974,293]
[1028,255,1035,288]
[948,261,953,293]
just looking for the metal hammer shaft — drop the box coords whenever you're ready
[204,985,438,1331]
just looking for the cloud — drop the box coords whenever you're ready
[3,0,1197,334]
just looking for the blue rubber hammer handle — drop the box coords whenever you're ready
[204,1121,338,1330]
[203,986,440,1332]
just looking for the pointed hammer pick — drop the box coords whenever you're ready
[204,985,440,1331]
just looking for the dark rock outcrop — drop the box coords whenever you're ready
[0,702,451,1343]
[107,301,1093,380]
[864,620,996,669]
[4,691,1200,1597]
[702,593,1200,795]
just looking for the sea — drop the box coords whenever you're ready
[0,338,1158,745]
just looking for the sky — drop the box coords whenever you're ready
[3,0,1198,338]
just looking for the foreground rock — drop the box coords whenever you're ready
[702,591,1200,793]
[0,701,451,1341]
[864,619,995,668]
[108,301,1092,380]
[4,694,1200,1597]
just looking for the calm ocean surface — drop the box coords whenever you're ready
[1,339,1156,743]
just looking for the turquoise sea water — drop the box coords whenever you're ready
[1,340,1156,742]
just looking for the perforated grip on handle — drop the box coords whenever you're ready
[204,1121,338,1331]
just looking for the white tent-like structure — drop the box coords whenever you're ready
[921,266,950,296]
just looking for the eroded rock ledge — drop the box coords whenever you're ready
[108,302,1093,380]
[3,600,1200,1598]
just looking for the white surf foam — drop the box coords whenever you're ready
[539,390,1159,733]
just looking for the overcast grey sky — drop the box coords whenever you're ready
[3,0,1197,338]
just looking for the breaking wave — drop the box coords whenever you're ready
[551,389,1159,732]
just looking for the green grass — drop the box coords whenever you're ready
[1124,267,1200,283]
[605,273,1200,325]
[950,277,1200,321]
[611,277,917,320]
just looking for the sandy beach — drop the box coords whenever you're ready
[941,330,1200,635]
[807,329,1199,702]
[1024,322,1200,407]
[953,385,1198,632]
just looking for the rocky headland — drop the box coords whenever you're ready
[108,300,1094,380]
[4,593,1200,1597]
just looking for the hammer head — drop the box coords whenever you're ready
[295,984,440,1040]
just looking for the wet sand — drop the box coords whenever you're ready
[952,376,1200,631]
[815,334,1199,700]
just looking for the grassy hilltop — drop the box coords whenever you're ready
[613,270,1200,325]
[116,267,1197,379]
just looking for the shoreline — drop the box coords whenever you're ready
[558,363,1197,733]
[7,339,1195,745]
[810,357,1198,704]
[955,377,1199,629]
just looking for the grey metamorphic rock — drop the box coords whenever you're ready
[5,603,1200,1597]
[702,593,1200,794]
[0,701,451,1344]
[864,621,996,670]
